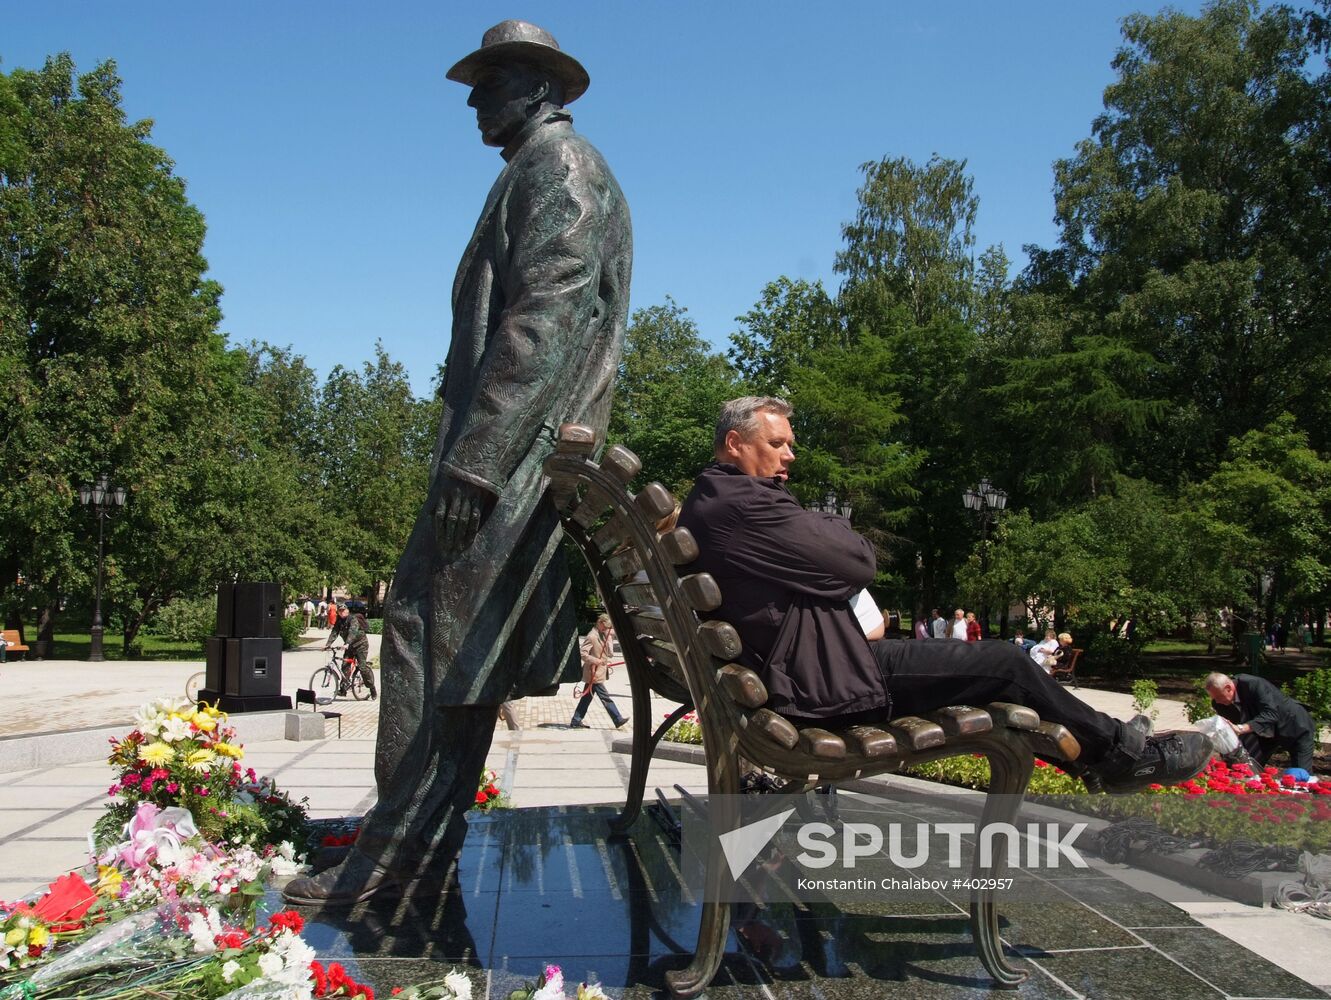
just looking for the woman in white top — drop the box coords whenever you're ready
[1030,629,1060,673]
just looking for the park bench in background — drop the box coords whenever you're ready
[2,630,28,660]
[1052,647,1083,688]
[543,423,1082,998]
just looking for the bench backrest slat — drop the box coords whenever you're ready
[605,548,643,583]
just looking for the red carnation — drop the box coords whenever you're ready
[270,910,305,934]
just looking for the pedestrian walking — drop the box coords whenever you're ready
[569,614,629,730]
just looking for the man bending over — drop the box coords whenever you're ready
[1206,672,1315,772]
[677,397,1211,792]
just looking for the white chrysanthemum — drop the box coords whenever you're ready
[186,908,222,953]
[222,959,242,983]
[270,932,317,985]
[257,950,284,979]
[532,981,565,1000]
[444,969,474,999]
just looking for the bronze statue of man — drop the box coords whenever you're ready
[285,20,632,904]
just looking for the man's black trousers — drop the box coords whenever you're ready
[865,638,1123,766]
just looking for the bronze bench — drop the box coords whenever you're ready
[543,423,1081,998]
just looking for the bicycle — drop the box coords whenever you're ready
[309,647,369,701]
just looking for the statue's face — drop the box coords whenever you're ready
[467,62,539,147]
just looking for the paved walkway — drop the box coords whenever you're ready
[1,644,1328,994]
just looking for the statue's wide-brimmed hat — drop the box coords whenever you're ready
[447,20,590,104]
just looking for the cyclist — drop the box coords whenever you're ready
[325,603,350,648]
[344,611,377,700]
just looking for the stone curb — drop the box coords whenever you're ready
[0,711,326,773]
[609,736,1287,906]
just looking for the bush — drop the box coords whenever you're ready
[144,595,218,646]
[1083,630,1145,680]
[1131,679,1159,720]
[1285,668,1331,728]
[280,614,305,650]
[367,618,384,634]
[663,711,702,744]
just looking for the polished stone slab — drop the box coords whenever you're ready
[283,806,1329,999]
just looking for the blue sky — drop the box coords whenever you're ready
[5,2,1205,396]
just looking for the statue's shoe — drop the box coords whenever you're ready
[282,848,402,906]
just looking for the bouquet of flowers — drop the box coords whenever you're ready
[502,965,607,1000]
[473,769,507,812]
[0,873,102,974]
[97,697,309,855]
[95,801,307,915]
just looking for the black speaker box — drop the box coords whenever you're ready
[215,584,237,637]
[205,635,227,693]
[222,637,283,697]
[232,582,282,638]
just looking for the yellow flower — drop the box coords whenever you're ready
[213,742,244,759]
[191,712,217,732]
[28,926,49,947]
[4,928,23,947]
[138,742,174,766]
[96,865,123,897]
[186,748,216,772]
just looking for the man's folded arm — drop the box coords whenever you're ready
[724,492,875,598]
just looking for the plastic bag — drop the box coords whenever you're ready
[1195,715,1240,755]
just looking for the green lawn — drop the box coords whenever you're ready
[45,632,206,661]
[1140,639,1213,654]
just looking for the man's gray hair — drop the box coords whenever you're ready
[714,396,792,452]
[1204,672,1232,690]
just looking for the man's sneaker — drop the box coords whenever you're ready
[1089,731,1211,793]
[569,721,590,729]
[614,716,631,730]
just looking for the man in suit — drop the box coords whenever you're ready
[1206,672,1316,770]
[285,20,632,904]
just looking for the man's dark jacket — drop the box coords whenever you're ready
[1211,673,1315,749]
[677,463,888,720]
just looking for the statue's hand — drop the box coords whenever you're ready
[434,478,490,560]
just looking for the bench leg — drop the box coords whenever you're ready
[610,681,687,835]
[665,745,739,998]
[970,731,1034,989]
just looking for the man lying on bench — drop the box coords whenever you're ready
[676,396,1211,793]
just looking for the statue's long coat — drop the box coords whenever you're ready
[359,111,631,867]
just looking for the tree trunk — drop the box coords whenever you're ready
[122,600,157,659]
[30,604,58,660]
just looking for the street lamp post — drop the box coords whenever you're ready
[78,474,127,661]
[962,478,1007,637]
[818,488,853,520]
